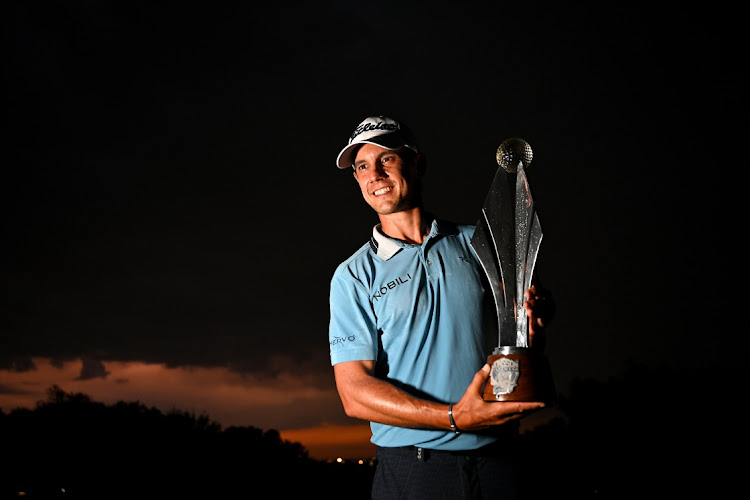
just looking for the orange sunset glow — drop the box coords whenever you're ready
[0,357,374,461]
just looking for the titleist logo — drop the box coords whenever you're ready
[350,121,399,142]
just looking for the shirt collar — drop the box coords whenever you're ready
[369,219,456,261]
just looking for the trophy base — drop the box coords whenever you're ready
[482,347,555,403]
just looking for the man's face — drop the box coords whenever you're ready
[352,143,421,216]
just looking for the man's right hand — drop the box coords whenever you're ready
[450,364,545,432]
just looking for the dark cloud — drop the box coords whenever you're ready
[0,384,38,397]
[0,358,36,372]
[76,356,111,380]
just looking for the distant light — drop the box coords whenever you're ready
[336,457,343,463]
[358,459,364,465]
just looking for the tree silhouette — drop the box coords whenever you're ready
[0,385,373,499]
[517,360,721,498]
[2,363,721,499]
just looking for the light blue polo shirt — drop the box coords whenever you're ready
[329,218,504,451]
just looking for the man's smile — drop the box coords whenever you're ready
[373,186,393,196]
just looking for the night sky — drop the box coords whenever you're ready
[2,1,742,459]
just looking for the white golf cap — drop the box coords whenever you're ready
[335,116,419,169]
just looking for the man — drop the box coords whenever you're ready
[328,116,553,499]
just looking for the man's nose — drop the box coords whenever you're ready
[368,162,387,181]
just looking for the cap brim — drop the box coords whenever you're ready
[335,132,411,169]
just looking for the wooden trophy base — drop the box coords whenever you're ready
[482,346,555,403]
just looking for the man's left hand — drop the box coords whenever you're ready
[524,284,555,348]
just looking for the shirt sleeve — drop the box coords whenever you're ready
[328,267,378,365]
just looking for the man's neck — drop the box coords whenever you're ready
[378,208,433,244]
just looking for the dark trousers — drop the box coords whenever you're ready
[371,442,524,500]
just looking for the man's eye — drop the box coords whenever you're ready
[357,164,368,170]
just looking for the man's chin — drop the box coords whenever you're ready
[366,197,418,216]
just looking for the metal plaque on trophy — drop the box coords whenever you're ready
[471,138,555,403]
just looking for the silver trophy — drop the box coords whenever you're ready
[471,138,554,402]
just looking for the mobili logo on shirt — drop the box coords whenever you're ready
[372,273,412,302]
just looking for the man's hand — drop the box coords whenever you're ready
[524,283,555,349]
[451,364,545,432]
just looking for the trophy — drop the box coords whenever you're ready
[470,138,555,403]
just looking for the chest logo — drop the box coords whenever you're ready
[373,273,412,302]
